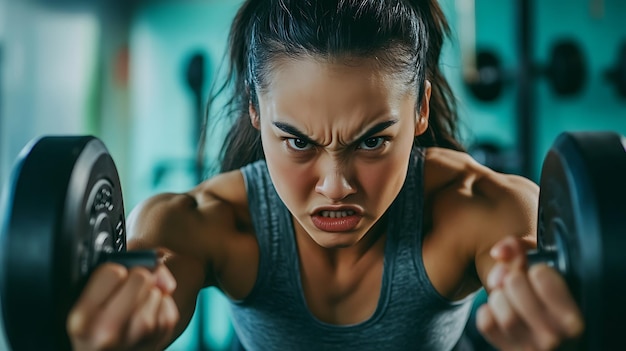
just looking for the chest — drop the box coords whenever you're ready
[297,213,483,327]
[296,234,476,328]
[298,250,384,325]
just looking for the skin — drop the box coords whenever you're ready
[66,57,584,351]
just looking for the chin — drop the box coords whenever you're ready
[309,231,362,249]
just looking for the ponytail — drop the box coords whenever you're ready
[409,0,465,151]
[217,1,265,172]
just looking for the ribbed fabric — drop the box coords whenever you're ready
[230,148,473,350]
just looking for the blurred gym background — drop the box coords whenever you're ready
[0,0,624,350]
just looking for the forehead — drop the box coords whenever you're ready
[256,57,416,146]
[259,57,414,118]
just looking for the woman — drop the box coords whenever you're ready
[67,0,584,350]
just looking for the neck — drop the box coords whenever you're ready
[294,215,388,270]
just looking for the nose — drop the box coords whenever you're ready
[315,163,356,202]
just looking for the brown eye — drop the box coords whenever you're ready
[358,137,385,150]
[287,138,313,151]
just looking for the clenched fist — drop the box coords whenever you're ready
[477,237,584,350]
[67,263,179,351]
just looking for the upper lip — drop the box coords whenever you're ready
[311,205,363,215]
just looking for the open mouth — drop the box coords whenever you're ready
[311,209,362,232]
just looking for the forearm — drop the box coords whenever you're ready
[160,251,207,347]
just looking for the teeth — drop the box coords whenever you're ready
[320,210,355,218]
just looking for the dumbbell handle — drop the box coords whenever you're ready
[526,250,563,272]
[102,250,159,270]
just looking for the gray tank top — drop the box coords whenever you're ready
[230,148,474,350]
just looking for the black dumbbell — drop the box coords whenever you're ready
[526,131,626,350]
[466,39,587,102]
[0,136,157,350]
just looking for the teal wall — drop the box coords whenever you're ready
[441,0,626,180]
[128,0,243,209]
[533,0,626,180]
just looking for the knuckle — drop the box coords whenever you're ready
[503,270,525,290]
[108,263,129,279]
[500,311,520,332]
[475,306,496,334]
[476,319,494,335]
[135,315,158,336]
[165,310,179,331]
[528,263,547,280]
[92,328,120,350]
[66,311,87,336]
[156,300,179,337]
[487,291,519,332]
[529,264,563,296]
[171,306,180,325]
[99,263,129,281]
[167,295,180,319]
[158,317,176,335]
[537,333,559,351]
[161,297,180,330]
[128,267,155,285]
[569,318,585,338]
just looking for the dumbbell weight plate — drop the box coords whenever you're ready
[0,136,145,350]
[546,40,587,96]
[534,131,626,349]
[466,50,505,102]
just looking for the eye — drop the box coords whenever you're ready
[286,138,314,151]
[358,137,386,150]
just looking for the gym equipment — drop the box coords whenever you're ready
[0,136,157,351]
[184,51,210,351]
[604,41,626,99]
[466,51,504,102]
[0,131,625,350]
[455,0,586,102]
[527,131,626,350]
[185,51,207,184]
[465,39,587,102]
[543,40,587,96]
[468,141,521,175]
[151,51,210,191]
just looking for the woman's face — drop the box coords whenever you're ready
[252,57,430,249]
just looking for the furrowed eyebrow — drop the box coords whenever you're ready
[352,120,398,144]
[273,122,319,145]
[272,119,399,146]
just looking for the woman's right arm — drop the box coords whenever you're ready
[67,189,234,350]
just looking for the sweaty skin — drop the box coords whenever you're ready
[121,58,582,349]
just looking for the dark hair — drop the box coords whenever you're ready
[215,0,464,172]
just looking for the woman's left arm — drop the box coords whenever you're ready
[473,174,584,351]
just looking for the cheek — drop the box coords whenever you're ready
[270,157,311,193]
[262,136,316,209]
[357,152,409,201]
[355,134,413,207]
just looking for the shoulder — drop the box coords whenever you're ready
[126,169,251,275]
[424,147,538,215]
[423,147,539,252]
